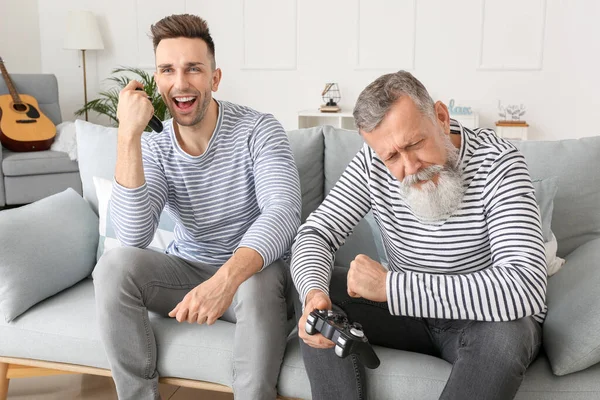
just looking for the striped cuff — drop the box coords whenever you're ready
[386,271,405,316]
[112,179,147,199]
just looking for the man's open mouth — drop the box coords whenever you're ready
[173,96,198,111]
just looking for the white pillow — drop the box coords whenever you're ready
[93,176,176,260]
[50,121,78,161]
[545,232,566,276]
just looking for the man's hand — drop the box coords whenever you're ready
[298,289,335,349]
[347,254,388,302]
[169,271,237,325]
[116,80,155,137]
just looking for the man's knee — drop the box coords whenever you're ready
[467,317,541,370]
[93,247,152,295]
[235,259,288,307]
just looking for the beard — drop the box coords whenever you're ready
[399,135,465,223]
[164,88,212,127]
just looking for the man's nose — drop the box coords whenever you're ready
[174,71,190,91]
[402,153,422,177]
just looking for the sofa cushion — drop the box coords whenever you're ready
[543,237,600,376]
[93,176,176,260]
[75,120,119,215]
[278,335,600,400]
[513,136,600,257]
[3,279,598,400]
[533,177,558,242]
[532,177,565,276]
[2,149,79,176]
[322,126,379,266]
[0,188,98,322]
[0,279,236,387]
[287,127,325,222]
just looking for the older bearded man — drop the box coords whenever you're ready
[291,71,546,400]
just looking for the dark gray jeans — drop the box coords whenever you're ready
[297,267,542,400]
[93,247,291,400]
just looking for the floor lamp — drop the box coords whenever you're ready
[64,10,104,121]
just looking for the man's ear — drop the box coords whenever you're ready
[434,101,451,134]
[212,68,222,92]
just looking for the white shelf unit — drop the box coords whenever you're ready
[298,110,356,130]
[495,122,529,140]
[299,110,481,132]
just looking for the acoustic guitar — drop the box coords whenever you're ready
[0,57,56,152]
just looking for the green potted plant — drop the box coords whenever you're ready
[75,66,169,131]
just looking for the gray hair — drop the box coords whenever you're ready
[353,70,435,132]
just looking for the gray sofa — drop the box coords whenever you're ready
[0,122,599,400]
[0,74,81,207]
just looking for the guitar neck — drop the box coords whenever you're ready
[0,58,22,104]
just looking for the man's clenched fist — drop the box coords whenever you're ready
[347,254,388,302]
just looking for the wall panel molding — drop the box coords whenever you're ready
[477,0,547,71]
[355,0,416,70]
[241,0,298,70]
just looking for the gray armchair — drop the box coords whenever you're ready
[0,74,82,206]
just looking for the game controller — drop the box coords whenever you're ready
[305,309,380,369]
[134,87,164,132]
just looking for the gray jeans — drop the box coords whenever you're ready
[297,267,542,400]
[93,247,292,400]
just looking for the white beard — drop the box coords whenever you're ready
[399,136,465,224]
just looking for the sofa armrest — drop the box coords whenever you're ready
[0,188,98,322]
[543,237,600,375]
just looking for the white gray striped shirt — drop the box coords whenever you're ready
[291,121,547,323]
[111,100,302,268]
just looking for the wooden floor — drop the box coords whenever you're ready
[7,373,233,399]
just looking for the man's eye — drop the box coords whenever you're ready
[161,68,172,73]
[189,67,200,72]
[408,140,423,148]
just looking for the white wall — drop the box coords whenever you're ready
[0,0,42,73]
[27,0,600,139]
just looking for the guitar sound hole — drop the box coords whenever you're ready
[13,103,27,112]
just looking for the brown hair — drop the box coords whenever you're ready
[150,14,216,69]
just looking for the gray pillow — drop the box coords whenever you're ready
[532,177,558,242]
[544,237,600,375]
[287,127,325,223]
[0,188,99,322]
[75,119,118,216]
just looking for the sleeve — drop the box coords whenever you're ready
[235,114,302,267]
[386,149,547,322]
[291,146,373,305]
[110,135,168,248]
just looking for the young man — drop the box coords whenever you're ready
[291,71,546,400]
[93,14,301,400]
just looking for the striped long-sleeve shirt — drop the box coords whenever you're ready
[291,121,547,323]
[111,100,302,268]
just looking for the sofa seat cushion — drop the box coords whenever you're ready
[0,279,237,387]
[2,149,79,177]
[3,280,600,399]
[278,335,600,400]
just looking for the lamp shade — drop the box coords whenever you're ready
[64,10,104,50]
